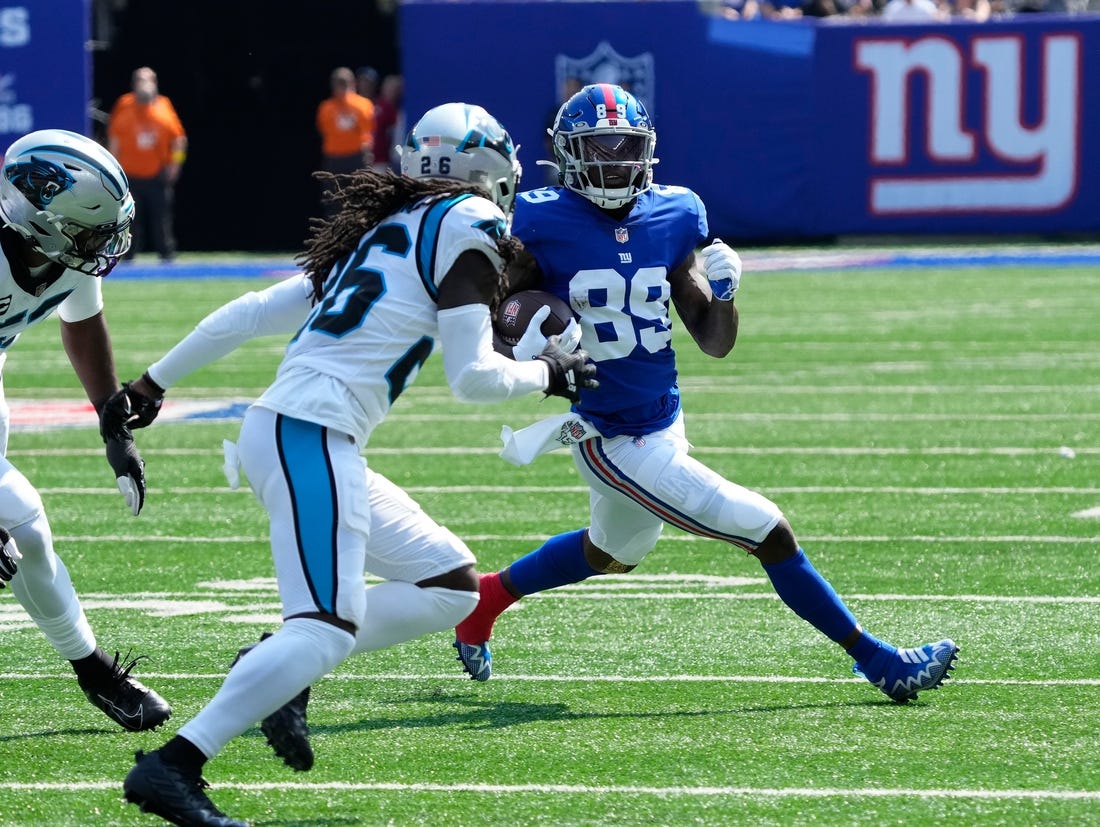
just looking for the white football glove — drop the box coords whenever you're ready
[701,238,742,302]
[511,305,582,361]
[0,528,21,589]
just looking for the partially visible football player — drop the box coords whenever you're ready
[451,83,959,702]
[118,102,595,827]
[0,129,171,730]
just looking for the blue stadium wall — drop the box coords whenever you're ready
[0,1,88,142]
[4,1,1097,247]
[401,1,1100,242]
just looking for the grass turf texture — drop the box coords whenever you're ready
[0,260,1098,826]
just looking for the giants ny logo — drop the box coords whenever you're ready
[856,33,1080,214]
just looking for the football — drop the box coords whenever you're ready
[493,289,573,357]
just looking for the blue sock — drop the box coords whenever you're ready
[508,529,602,596]
[762,549,873,647]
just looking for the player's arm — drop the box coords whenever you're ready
[60,311,122,412]
[437,250,594,404]
[669,246,739,359]
[502,245,545,294]
[60,311,147,516]
[100,274,314,439]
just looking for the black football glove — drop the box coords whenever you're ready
[105,433,146,516]
[0,527,20,589]
[99,374,164,443]
[536,335,599,404]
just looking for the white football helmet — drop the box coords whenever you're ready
[400,103,522,213]
[0,129,134,275]
[544,83,658,210]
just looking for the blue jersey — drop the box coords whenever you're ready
[512,185,707,437]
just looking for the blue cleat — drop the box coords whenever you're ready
[853,638,959,704]
[453,639,492,681]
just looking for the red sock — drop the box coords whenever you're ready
[455,571,519,644]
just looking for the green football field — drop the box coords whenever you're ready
[0,256,1098,826]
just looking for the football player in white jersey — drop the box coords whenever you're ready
[119,103,596,827]
[0,129,171,730]
[451,84,959,704]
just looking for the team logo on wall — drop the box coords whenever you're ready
[556,41,655,112]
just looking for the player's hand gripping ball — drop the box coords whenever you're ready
[493,290,580,360]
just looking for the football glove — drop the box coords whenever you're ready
[105,433,146,516]
[512,305,583,362]
[99,374,164,443]
[536,335,599,404]
[701,238,742,302]
[0,527,21,589]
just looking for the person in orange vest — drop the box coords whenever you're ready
[315,67,375,216]
[107,67,187,263]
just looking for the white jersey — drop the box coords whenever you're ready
[0,227,103,353]
[255,192,507,445]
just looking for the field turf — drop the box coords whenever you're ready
[0,254,1097,825]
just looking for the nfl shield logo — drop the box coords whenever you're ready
[615,227,629,244]
[502,298,521,325]
[555,41,656,113]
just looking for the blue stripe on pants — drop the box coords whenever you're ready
[275,415,339,614]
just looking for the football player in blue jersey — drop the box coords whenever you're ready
[117,103,595,827]
[0,129,171,730]
[453,83,959,703]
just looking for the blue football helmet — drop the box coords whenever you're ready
[545,83,658,210]
[401,103,522,214]
[0,129,134,276]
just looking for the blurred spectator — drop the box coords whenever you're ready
[881,0,947,18]
[371,74,404,173]
[360,66,382,101]
[759,0,805,18]
[107,66,187,262]
[719,0,761,18]
[356,66,380,101]
[316,67,375,215]
[949,0,991,18]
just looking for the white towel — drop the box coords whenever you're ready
[222,439,242,490]
[499,413,599,466]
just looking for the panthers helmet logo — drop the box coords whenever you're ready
[4,156,75,209]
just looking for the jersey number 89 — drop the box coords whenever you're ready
[569,267,671,362]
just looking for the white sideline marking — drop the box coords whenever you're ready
[2,780,1100,800]
[1073,506,1100,519]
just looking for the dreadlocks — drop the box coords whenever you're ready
[297,169,524,309]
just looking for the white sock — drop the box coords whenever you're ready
[8,514,95,660]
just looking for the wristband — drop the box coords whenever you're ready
[141,370,166,396]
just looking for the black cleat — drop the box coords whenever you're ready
[79,651,172,731]
[124,749,248,827]
[260,685,314,772]
[232,636,314,772]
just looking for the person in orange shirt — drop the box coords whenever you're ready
[107,67,187,263]
[316,67,375,216]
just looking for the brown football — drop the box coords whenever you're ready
[493,290,573,357]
